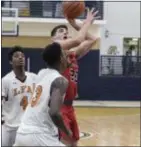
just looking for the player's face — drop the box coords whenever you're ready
[55,28,69,40]
[11,51,25,67]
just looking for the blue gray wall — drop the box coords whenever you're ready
[2,48,141,101]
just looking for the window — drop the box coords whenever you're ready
[11,1,30,17]
[42,1,53,17]
[123,38,140,56]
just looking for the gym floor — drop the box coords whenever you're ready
[74,105,140,146]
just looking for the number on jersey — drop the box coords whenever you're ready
[31,85,42,107]
[20,96,28,110]
[70,68,78,83]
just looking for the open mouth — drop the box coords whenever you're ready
[63,36,67,40]
[19,60,24,64]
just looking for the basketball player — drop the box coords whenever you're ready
[51,8,99,146]
[2,46,37,146]
[14,43,70,146]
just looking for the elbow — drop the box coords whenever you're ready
[49,109,59,117]
[92,37,98,42]
[89,37,97,43]
[75,37,84,45]
[89,38,97,46]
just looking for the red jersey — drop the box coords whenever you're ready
[60,52,80,141]
[62,52,78,101]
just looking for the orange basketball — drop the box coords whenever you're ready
[62,0,85,19]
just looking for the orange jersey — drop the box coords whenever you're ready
[62,52,78,100]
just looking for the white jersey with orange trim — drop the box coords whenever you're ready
[2,72,37,129]
[18,68,63,137]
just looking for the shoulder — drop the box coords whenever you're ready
[38,68,46,76]
[2,76,11,87]
[2,71,15,79]
[2,71,15,82]
[50,76,68,95]
[52,76,68,89]
[26,72,37,80]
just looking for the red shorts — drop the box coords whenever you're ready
[59,107,79,142]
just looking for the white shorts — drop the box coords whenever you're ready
[14,133,65,146]
[2,125,18,146]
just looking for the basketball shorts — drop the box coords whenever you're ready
[59,110,80,141]
[14,132,65,146]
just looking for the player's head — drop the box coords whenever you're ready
[8,46,25,68]
[51,25,69,41]
[42,42,67,72]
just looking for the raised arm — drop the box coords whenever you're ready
[68,8,100,41]
[67,8,100,58]
[56,8,96,50]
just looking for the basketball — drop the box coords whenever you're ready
[62,1,85,19]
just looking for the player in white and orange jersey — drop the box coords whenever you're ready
[2,46,37,146]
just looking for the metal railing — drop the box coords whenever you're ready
[2,1,103,19]
[100,56,141,77]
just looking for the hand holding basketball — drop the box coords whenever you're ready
[67,8,100,30]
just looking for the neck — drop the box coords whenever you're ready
[48,65,60,73]
[13,66,25,78]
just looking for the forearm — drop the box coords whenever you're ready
[49,112,70,136]
[86,32,97,41]
[71,40,94,58]
[71,22,96,41]
[76,21,91,43]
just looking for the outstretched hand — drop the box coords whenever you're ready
[85,7,101,24]
[66,7,100,30]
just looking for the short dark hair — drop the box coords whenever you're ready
[8,46,24,61]
[51,25,68,37]
[42,42,62,67]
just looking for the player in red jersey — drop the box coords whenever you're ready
[51,8,99,146]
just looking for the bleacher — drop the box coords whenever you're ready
[1,1,104,19]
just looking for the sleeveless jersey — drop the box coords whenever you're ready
[18,69,63,136]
